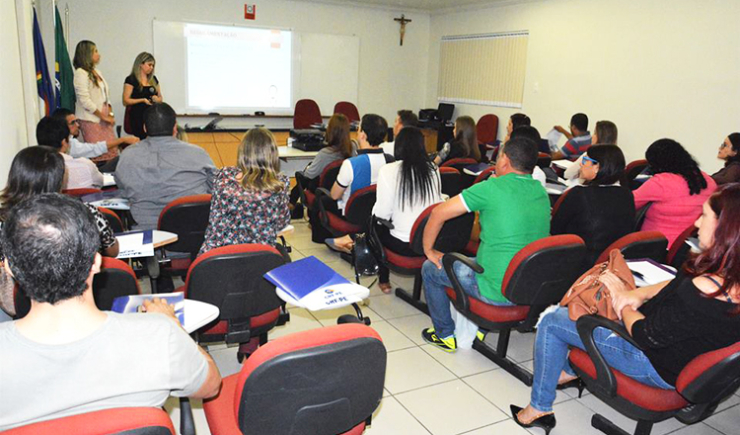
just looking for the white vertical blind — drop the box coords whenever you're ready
[438,31,529,108]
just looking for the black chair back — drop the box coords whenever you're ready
[344,185,377,229]
[92,257,141,310]
[158,194,211,258]
[409,204,474,255]
[439,167,462,197]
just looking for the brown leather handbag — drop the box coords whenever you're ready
[559,249,636,321]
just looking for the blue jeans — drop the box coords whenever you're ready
[531,307,673,412]
[422,257,512,339]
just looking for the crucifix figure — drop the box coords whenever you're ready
[394,14,412,46]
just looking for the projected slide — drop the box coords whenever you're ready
[184,24,292,110]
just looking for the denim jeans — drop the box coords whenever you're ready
[531,307,673,412]
[422,257,512,339]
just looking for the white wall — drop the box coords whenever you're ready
[34,0,431,129]
[0,0,36,190]
[426,0,740,172]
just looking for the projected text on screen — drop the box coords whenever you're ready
[185,24,292,111]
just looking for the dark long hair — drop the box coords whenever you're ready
[685,183,740,314]
[0,146,65,221]
[725,133,740,165]
[586,145,626,186]
[395,128,440,211]
[645,139,707,195]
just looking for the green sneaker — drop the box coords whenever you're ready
[476,329,486,341]
[422,328,457,352]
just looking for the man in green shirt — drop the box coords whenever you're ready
[421,137,550,352]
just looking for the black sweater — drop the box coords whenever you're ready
[550,185,635,265]
[633,272,740,386]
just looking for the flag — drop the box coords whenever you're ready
[32,9,54,116]
[54,6,75,111]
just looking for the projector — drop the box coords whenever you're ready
[290,129,325,152]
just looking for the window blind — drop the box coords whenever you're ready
[438,31,529,108]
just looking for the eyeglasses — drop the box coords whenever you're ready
[68,119,80,125]
[581,155,599,165]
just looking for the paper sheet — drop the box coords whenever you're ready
[626,259,676,286]
[116,231,154,258]
[546,128,563,151]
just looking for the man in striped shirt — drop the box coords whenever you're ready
[551,112,592,161]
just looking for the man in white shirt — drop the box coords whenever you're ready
[381,110,418,158]
[52,108,138,161]
[36,117,104,190]
[0,194,221,430]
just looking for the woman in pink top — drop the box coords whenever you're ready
[634,139,716,246]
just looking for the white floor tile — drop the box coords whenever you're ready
[367,293,427,320]
[268,307,323,339]
[463,367,572,413]
[387,313,434,345]
[385,347,457,394]
[395,380,507,435]
[461,419,531,435]
[578,394,685,435]
[309,304,381,326]
[542,399,603,435]
[370,320,417,352]
[420,344,499,378]
[668,423,725,435]
[208,344,242,378]
[480,330,535,364]
[364,396,432,435]
[704,404,740,435]
[298,246,344,264]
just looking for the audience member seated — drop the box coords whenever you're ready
[0,193,221,430]
[712,132,740,185]
[381,109,418,157]
[504,113,531,143]
[52,108,138,161]
[634,139,716,245]
[511,184,740,434]
[551,112,591,161]
[372,127,443,293]
[420,137,550,352]
[509,125,547,188]
[36,116,104,190]
[433,115,481,166]
[199,128,290,255]
[115,103,216,230]
[321,114,392,250]
[564,120,618,181]
[551,145,635,264]
[291,113,355,213]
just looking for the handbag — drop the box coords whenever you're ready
[559,249,636,321]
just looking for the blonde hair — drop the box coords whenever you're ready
[237,128,283,192]
[129,52,159,90]
[73,40,99,86]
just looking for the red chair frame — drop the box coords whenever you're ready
[4,407,176,435]
[294,99,323,129]
[594,231,668,265]
[333,101,360,123]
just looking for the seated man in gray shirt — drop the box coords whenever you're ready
[0,194,221,430]
[115,103,216,229]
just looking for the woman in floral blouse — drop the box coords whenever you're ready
[199,128,291,255]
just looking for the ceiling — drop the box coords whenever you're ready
[298,0,528,13]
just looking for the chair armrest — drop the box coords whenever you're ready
[575,315,643,398]
[375,217,394,230]
[314,187,332,229]
[442,253,484,312]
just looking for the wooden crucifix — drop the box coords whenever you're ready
[394,14,412,46]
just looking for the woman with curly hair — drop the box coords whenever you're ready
[634,139,716,245]
[712,133,740,185]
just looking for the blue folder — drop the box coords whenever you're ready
[264,256,351,301]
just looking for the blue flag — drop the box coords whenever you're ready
[33,9,55,115]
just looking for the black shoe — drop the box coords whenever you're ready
[510,405,556,435]
[556,378,586,398]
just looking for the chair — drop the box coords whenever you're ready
[177,244,286,361]
[13,256,142,318]
[569,315,740,435]
[537,152,552,169]
[625,159,649,190]
[123,105,134,135]
[63,188,103,197]
[666,224,699,269]
[315,185,377,238]
[157,194,212,276]
[634,202,653,231]
[98,206,125,233]
[374,203,474,314]
[333,101,360,123]
[476,114,498,146]
[301,159,344,211]
[550,188,573,218]
[440,157,479,173]
[4,407,176,435]
[439,166,462,197]
[473,166,496,185]
[203,324,386,435]
[294,99,323,129]
[594,231,668,265]
[443,235,588,385]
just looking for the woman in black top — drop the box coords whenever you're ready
[511,183,740,434]
[712,133,740,185]
[122,52,162,139]
[551,145,634,265]
[433,115,481,165]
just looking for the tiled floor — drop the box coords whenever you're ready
[161,220,740,435]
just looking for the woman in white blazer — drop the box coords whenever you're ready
[73,40,117,165]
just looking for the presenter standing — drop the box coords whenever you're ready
[73,40,118,170]
[123,52,163,139]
